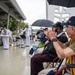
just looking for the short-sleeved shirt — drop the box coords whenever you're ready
[65,41,75,52]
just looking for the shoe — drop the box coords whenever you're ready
[4,48,8,50]
[26,45,30,47]
[21,46,25,48]
[19,44,24,48]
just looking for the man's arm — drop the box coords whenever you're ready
[44,30,75,59]
[53,41,75,59]
[57,40,67,48]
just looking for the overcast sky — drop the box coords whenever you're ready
[16,0,46,25]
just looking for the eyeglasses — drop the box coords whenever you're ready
[66,25,74,28]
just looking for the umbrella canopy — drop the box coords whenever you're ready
[32,19,53,27]
[47,0,75,7]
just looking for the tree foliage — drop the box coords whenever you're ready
[3,20,27,31]
[9,20,18,31]
[19,21,28,29]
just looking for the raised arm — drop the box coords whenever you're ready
[44,30,75,59]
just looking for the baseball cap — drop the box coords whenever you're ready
[54,22,63,29]
[43,28,48,31]
[66,16,75,26]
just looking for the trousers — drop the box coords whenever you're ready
[31,53,57,75]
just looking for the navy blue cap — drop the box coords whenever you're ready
[54,22,63,29]
[66,16,75,26]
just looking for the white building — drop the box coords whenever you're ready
[46,1,75,23]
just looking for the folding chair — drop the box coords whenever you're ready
[38,57,64,75]
[13,37,20,47]
[20,35,26,39]
[20,35,25,48]
[55,55,75,75]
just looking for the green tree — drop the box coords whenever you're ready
[9,20,18,31]
[3,20,7,28]
[19,22,27,29]
[3,20,28,32]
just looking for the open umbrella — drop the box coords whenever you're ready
[47,0,75,7]
[31,19,53,27]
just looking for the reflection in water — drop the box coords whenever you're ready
[0,45,31,75]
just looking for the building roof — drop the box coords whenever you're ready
[0,0,26,20]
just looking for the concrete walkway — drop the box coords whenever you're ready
[0,40,35,75]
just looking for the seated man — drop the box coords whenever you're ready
[31,22,68,75]
[36,29,48,42]
[29,29,48,55]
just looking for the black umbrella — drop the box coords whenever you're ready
[32,19,53,27]
[47,0,75,7]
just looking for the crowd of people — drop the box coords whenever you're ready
[31,21,68,75]
[0,25,31,49]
